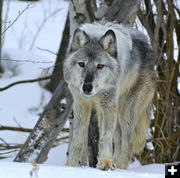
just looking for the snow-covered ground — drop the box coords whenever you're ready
[0,161,164,178]
[0,0,165,177]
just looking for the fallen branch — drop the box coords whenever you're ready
[0,150,19,156]
[14,80,72,163]
[0,75,52,92]
[0,125,69,133]
[0,126,31,133]
[0,144,21,150]
[0,135,69,153]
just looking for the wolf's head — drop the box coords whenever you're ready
[63,28,120,99]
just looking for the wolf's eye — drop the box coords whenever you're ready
[78,62,85,68]
[97,64,105,69]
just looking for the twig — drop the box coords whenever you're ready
[1,58,53,64]
[29,7,62,51]
[164,128,180,152]
[0,143,23,150]
[13,116,23,128]
[54,136,69,145]
[0,150,19,155]
[39,61,63,70]
[0,138,10,146]
[36,47,57,56]
[2,0,11,46]
[0,75,52,92]
[0,126,32,132]
[1,3,36,36]
[0,125,69,133]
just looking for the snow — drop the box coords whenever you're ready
[0,161,164,178]
[0,0,165,177]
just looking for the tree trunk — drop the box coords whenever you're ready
[99,0,141,25]
[14,80,72,163]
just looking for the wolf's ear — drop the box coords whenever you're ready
[100,30,117,57]
[70,29,90,52]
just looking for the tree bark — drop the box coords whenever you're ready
[102,0,141,25]
[14,80,72,163]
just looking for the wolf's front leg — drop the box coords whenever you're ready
[97,106,117,170]
[117,117,136,169]
[66,102,91,167]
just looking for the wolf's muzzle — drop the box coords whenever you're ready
[82,83,93,95]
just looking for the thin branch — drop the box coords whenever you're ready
[0,126,32,132]
[0,150,19,155]
[55,136,69,144]
[0,138,10,146]
[36,47,57,56]
[13,116,23,128]
[29,7,62,51]
[1,3,35,36]
[0,75,52,92]
[0,144,21,150]
[1,58,53,64]
[0,125,69,133]
[2,0,11,46]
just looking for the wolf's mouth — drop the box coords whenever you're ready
[79,89,95,99]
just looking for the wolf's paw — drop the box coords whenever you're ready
[97,160,116,170]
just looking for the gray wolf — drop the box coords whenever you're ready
[63,21,155,170]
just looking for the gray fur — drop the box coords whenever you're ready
[63,21,155,170]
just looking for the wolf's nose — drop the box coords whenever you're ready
[82,83,93,94]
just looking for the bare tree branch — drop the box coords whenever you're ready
[0,126,32,132]
[1,0,10,46]
[36,47,57,56]
[1,58,53,64]
[0,75,52,92]
[1,3,35,36]
[29,7,62,51]
[0,125,69,133]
